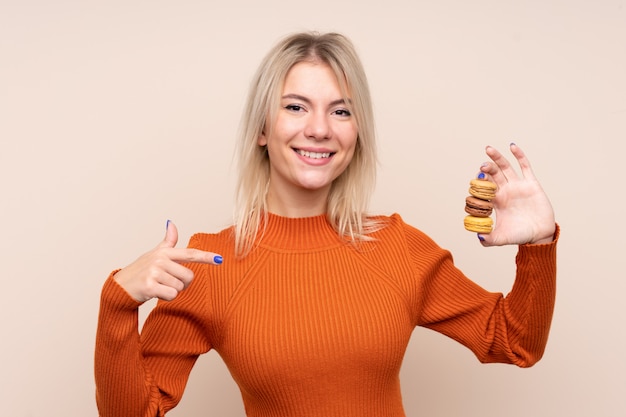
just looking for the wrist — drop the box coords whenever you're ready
[528,224,558,245]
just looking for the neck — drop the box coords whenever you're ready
[266,186,330,218]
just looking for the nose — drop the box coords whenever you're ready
[304,112,331,141]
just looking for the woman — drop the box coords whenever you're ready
[95,32,558,416]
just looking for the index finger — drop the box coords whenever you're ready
[170,248,223,265]
[484,145,519,183]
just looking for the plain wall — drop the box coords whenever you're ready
[1,0,625,416]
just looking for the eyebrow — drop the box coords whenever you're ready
[281,93,348,107]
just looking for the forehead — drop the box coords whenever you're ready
[282,61,342,94]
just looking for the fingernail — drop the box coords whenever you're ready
[477,234,485,242]
[510,142,516,146]
[477,172,486,180]
[213,255,223,264]
[166,219,171,230]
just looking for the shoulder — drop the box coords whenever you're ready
[366,213,448,262]
[188,225,235,253]
[369,213,436,243]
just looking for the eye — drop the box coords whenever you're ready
[285,104,305,112]
[333,108,352,117]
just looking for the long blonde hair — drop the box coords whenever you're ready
[233,32,381,256]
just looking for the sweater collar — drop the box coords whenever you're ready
[257,212,344,251]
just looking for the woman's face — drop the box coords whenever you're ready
[258,61,358,204]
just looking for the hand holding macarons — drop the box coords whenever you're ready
[469,143,556,246]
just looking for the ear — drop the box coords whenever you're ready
[257,130,267,146]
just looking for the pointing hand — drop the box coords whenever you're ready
[113,221,222,303]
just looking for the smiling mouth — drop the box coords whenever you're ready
[294,149,334,159]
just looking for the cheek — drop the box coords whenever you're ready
[274,113,301,134]
[341,130,359,167]
[345,145,357,167]
[342,127,359,153]
[338,138,358,171]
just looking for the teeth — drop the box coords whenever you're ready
[296,149,331,159]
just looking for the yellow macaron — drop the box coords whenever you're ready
[468,179,497,201]
[464,215,493,233]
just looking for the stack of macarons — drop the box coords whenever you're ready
[464,173,496,233]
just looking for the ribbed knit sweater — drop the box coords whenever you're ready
[95,213,558,417]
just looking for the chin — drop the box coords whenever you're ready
[300,182,331,191]
[297,177,334,191]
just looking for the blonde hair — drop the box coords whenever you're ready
[233,32,381,255]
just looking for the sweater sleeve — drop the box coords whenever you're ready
[94,236,214,417]
[95,274,161,417]
[407,223,559,367]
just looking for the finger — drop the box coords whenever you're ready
[478,161,507,190]
[129,268,184,302]
[158,222,223,265]
[483,145,520,184]
[156,272,187,294]
[161,261,195,286]
[508,143,537,180]
[478,150,507,186]
[158,220,179,249]
[170,247,224,266]
[476,227,508,247]
[141,262,193,300]
[476,232,496,247]
[153,283,180,302]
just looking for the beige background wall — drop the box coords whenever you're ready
[1,0,624,416]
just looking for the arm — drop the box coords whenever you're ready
[94,276,160,417]
[94,223,222,416]
[413,144,558,366]
[410,227,558,367]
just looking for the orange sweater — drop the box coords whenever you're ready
[95,213,558,417]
